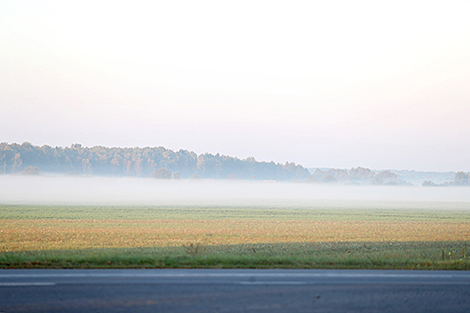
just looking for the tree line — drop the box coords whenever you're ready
[309,167,407,185]
[312,166,470,186]
[0,142,310,181]
[2,142,468,185]
[422,171,470,186]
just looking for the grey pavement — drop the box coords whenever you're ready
[1,269,469,312]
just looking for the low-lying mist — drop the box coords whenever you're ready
[1,175,470,208]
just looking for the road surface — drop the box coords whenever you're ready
[1,269,469,312]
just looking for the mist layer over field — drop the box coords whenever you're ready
[1,176,469,207]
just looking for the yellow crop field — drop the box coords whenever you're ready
[1,205,469,269]
[2,219,469,252]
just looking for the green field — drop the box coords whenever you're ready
[1,204,469,269]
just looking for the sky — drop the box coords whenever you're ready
[1,0,469,172]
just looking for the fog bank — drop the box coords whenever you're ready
[1,176,470,208]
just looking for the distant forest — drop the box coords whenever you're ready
[0,142,309,181]
[310,167,470,186]
[1,142,469,185]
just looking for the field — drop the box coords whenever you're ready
[1,204,469,269]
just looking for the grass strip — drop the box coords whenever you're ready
[1,242,468,270]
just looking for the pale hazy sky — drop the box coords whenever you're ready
[1,0,469,171]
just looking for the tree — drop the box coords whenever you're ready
[152,168,172,179]
[453,172,470,186]
[321,175,337,183]
[12,153,22,173]
[22,166,40,175]
[373,170,397,185]
[81,158,92,175]
[307,175,316,183]
[349,167,375,181]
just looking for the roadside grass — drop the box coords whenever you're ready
[1,205,469,269]
[1,242,468,270]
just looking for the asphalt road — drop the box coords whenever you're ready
[1,269,469,312]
